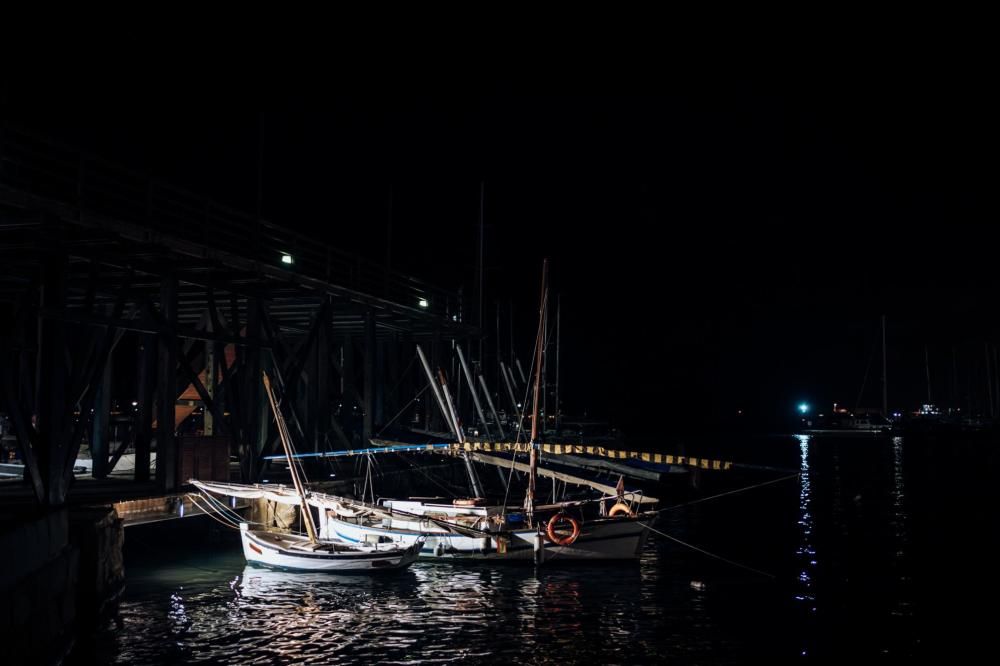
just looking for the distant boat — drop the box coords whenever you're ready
[800,316,895,438]
[800,411,894,437]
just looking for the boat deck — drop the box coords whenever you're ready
[251,531,346,553]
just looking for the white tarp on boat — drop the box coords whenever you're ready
[191,480,377,515]
[190,480,304,506]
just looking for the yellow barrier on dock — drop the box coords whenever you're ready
[449,442,733,471]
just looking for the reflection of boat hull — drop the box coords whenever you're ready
[326,514,653,561]
[240,523,421,572]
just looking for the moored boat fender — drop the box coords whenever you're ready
[608,502,634,518]
[545,512,581,546]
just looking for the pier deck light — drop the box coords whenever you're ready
[798,403,810,414]
[418,298,429,308]
[281,253,294,265]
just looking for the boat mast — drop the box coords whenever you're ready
[438,369,464,443]
[499,361,519,419]
[477,373,507,440]
[417,345,484,497]
[456,344,492,440]
[478,181,485,371]
[985,343,994,419]
[439,367,486,499]
[525,259,548,526]
[924,346,933,404]
[416,345,460,440]
[881,315,888,418]
[262,371,318,544]
[555,294,561,434]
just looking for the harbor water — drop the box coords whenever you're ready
[78,435,998,663]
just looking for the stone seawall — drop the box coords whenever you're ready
[0,507,124,665]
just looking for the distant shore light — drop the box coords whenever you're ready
[418,298,429,308]
[798,403,810,414]
[281,253,294,265]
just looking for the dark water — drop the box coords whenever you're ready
[83,435,998,663]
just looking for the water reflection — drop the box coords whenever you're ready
[100,430,957,662]
[889,436,911,619]
[105,555,667,664]
[795,434,817,614]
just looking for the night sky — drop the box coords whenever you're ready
[3,56,994,435]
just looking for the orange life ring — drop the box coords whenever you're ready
[545,513,581,546]
[608,502,633,517]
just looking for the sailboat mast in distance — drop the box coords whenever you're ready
[925,346,933,404]
[882,315,888,417]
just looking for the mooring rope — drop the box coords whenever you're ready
[500,305,548,515]
[639,521,777,579]
[631,472,801,579]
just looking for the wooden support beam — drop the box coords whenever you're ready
[36,309,268,347]
[0,366,44,502]
[156,273,178,491]
[0,283,45,502]
[90,342,113,479]
[133,333,156,481]
[329,348,364,410]
[342,334,355,413]
[427,328,442,432]
[204,338,216,436]
[244,296,264,481]
[35,256,69,504]
[314,301,331,452]
[174,338,227,435]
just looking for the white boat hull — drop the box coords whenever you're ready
[326,514,653,561]
[240,523,420,572]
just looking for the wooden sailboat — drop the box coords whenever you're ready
[195,372,421,572]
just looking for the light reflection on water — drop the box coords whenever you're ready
[889,436,911,620]
[103,547,702,665]
[795,435,817,613]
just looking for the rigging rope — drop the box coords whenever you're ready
[384,355,418,405]
[198,490,265,526]
[500,297,547,515]
[186,494,243,531]
[389,448,460,498]
[375,384,431,438]
[654,473,800,514]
